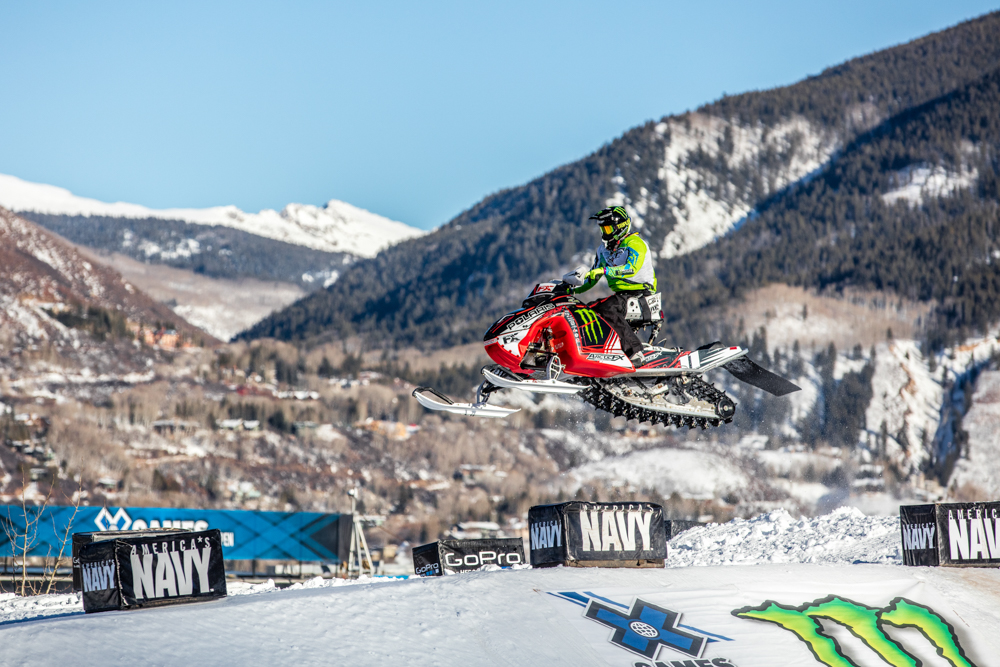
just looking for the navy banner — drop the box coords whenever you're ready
[80,529,227,613]
[529,501,667,568]
[900,501,1000,567]
[0,505,351,562]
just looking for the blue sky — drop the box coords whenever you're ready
[1,1,997,229]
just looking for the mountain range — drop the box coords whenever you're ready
[240,11,1000,351]
[0,174,425,288]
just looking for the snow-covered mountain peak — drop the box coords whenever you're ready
[0,173,426,258]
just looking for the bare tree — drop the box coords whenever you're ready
[1,471,55,596]
[44,480,82,594]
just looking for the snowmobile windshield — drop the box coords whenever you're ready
[521,283,571,308]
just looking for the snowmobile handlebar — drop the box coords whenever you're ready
[561,265,589,287]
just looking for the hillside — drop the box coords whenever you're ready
[655,63,1000,351]
[0,207,211,347]
[241,11,1000,348]
[71,249,308,342]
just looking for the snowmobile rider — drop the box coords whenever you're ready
[567,206,657,366]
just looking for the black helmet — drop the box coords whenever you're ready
[590,206,632,246]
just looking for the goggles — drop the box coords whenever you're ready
[599,223,617,235]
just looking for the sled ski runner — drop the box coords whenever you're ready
[480,368,584,394]
[411,386,520,418]
[413,276,800,428]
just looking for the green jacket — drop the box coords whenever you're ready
[573,233,657,294]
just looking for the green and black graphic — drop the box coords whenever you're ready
[733,595,975,667]
[574,308,604,346]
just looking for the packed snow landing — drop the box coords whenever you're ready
[3,510,998,666]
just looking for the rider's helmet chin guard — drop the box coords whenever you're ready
[589,206,632,249]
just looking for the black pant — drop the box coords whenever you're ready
[589,291,647,358]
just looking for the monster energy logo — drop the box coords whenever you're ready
[734,596,976,667]
[576,309,604,345]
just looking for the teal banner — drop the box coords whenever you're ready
[0,505,349,562]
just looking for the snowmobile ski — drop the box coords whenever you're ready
[411,386,520,418]
[481,368,584,394]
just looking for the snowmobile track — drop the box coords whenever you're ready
[580,376,733,429]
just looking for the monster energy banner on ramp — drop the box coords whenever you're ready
[79,529,227,613]
[529,501,666,568]
[543,576,992,667]
[901,501,1000,567]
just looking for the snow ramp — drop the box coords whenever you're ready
[1,563,999,666]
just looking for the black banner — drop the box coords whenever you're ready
[900,504,939,566]
[900,501,1000,567]
[80,529,227,613]
[78,540,122,612]
[936,502,1000,566]
[665,519,701,541]
[73,528,190,592]
[529,501,666,568]
[413,538,525,576]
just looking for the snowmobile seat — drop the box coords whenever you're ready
[624,292,663,325]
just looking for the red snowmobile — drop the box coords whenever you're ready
[412,274,799,428]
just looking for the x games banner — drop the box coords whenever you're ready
[0,505,351,562]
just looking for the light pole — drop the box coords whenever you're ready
[346,487,374,578]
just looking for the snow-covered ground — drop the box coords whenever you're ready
[2,509,999,666]
[668,507,901,566]
[864,335,1000,476]
[0,173,425,257]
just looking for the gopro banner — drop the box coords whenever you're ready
[80,529,227,613]
[412,538,525,577]
[0,505,351,562]
[901,501,1000,567]
[528,502,666,568]
[543,577,993,667]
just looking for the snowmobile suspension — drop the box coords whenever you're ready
[579,375,735,430]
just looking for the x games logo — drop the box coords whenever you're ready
[585,598,707,660]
